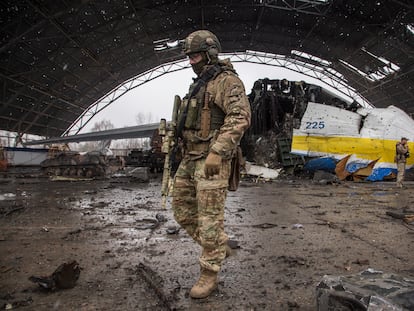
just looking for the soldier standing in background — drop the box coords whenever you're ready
[395,137,409,188]
[171,30,251,299]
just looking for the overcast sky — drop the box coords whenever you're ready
[79,61,352,133]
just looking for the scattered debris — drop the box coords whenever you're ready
[252,223,278,229]
[342,260,352,271]
[136,218,160,230]
[1,266,14,273]
[89,201,108,208]
[386,211,414,225]
[83,190,98,195]
[277,255,307,267]
[140,215,165,241]
[2,205,25,217]
[29,260,80,291]
[316,219,337,229]
[287,300,300,309]
[227,239,240,249]
[301,205,321,209]
[1,168,413,309]
[155,213,167,223]
[62,228,82,240]
[124,167,150,182]
[316,270,414,310]
[244,162,282,180]
[312,170,339,185]
[352,259,370,265]
[50,176,93,182]
[166,226,180,235]
[4,297,33,310]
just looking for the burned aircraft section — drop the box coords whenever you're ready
[243,78,354,169]
[242,78,414,181]
[247,78,359,137]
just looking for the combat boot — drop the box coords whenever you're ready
[190,269,218,299]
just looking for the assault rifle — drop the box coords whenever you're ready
[159,95,181,208]
[159,65,223,208]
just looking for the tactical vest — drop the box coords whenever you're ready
[178,66,234,138]
[182,83,225,132]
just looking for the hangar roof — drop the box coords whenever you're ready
[1,0,413,138]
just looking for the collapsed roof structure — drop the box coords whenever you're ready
[1,0,413,139]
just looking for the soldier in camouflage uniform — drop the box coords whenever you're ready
[171,30,251,299]
[395,137,409,188]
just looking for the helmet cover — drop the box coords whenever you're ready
[183,30,221,56]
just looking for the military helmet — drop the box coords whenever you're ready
[183,30,221,58]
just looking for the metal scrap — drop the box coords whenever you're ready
[316,270,414,310]
[386,211,414,224]
[3,205,25,217]
[4,297,33,310]
[251,223,278,229]
[29,260,81,291]
[136,218,160,230]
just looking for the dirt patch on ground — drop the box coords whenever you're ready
[0,175,413,310]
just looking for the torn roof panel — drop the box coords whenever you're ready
[0,0,413,137]
[339,48,400,82]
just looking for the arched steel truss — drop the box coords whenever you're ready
[65,50,372,136]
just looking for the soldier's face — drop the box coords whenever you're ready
[188,52,203,65]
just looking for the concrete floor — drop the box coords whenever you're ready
[0,175,413,310]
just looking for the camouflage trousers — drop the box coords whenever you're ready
[396,162,406,187]
[172,154,231,273]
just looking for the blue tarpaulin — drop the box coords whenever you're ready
[303,157,337,173]
[346,162,370,173]
[304,157,397,182]
[366,168,395,181]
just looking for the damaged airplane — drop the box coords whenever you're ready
[291,102,414,181]
[25,77,413,183]
[244,78,413,182]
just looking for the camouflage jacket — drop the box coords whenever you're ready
[182,59,251,159]
[396,142,409,163]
